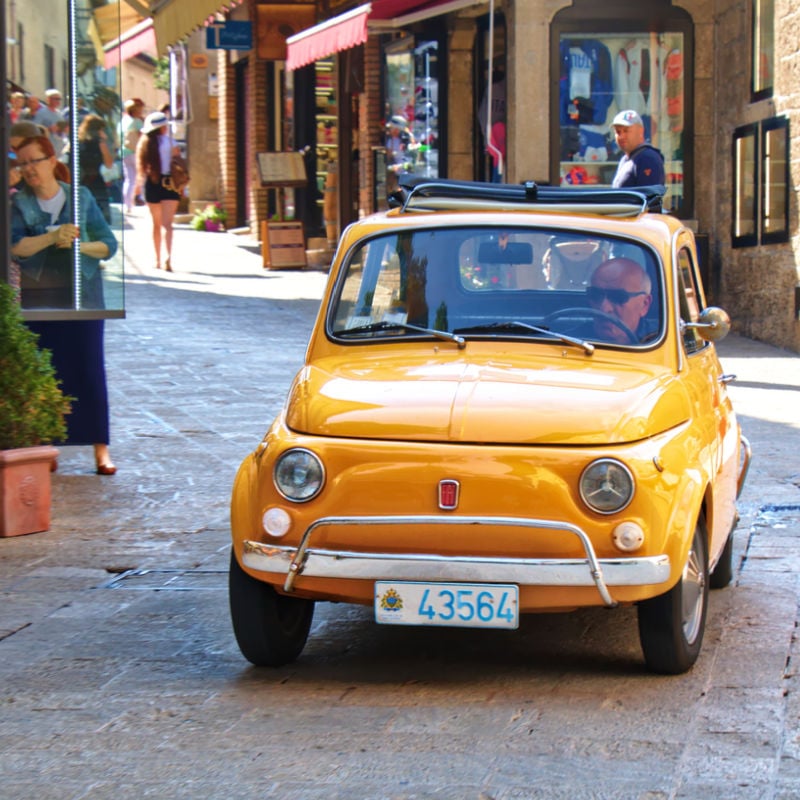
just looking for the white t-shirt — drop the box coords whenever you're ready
[37,187,67,227]
[158,131,174,174]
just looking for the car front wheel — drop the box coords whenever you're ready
[229,548,315,666]
[637,518,709,674]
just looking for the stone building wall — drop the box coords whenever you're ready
[709,0,799,350]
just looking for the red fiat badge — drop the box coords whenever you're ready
[438,479,460,510]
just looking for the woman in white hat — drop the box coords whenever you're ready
[136,111,180,271]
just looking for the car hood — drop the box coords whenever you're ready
[285,352,688,446]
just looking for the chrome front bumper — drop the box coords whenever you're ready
[242,515,672,608]
[738,434,752,498]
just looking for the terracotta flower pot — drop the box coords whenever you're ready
[0,445,59,537]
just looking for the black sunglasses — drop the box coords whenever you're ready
[586,286,647,305]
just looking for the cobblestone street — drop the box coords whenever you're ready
[1,211,800,799]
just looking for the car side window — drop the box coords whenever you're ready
[676,247,705,354]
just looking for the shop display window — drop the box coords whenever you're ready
[557,31,685,214]
[383,37,440,198]
[314,58,338,239]
[733,117,789,248]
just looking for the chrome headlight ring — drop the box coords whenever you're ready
[273,448,325,502]
[579,458,635,515]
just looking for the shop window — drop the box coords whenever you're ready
[732,117,788,248]
[551,4,692,217]
[752,0,774,101]
[475,13,506,183]
[383,37,440,198]
[315,58,338,240]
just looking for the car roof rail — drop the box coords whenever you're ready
[388,176,666,216]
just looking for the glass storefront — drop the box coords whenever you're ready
[11,0,125,318]
[383,37,440,196]
[557,31,685,214]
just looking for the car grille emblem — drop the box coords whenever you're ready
[438,479,460,510]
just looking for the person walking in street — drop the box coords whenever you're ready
[22,91,65,149]
[77,114,116,224]
[8,90,26,123]
[610,109,665,188]
[136,111,180,271]
[9,134,118,475]
[120,98,144,213]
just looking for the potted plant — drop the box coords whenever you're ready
[191,202,228,232]
[0,282,72,537]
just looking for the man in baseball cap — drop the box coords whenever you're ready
[610,109,665,188]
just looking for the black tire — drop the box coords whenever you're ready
[637,519,709,674]
[709,532,734,590]
[229,548,314,666]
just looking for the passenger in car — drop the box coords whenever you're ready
[587,258,653,343]
[543,235,607,290]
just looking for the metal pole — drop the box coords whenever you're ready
[67,0,81,308]
[1,0,11,286]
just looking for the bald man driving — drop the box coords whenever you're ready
[587,258,653,343]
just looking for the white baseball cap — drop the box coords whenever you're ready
[612,109,644,128]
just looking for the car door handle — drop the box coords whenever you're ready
[719,373,737,384]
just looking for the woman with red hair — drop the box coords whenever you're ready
[10,134,118,475]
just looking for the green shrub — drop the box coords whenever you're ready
[191,202,228,231]
[0,283,72,449]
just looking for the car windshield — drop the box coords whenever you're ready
[329,226,664,348]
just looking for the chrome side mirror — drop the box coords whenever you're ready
[682,306,731,342]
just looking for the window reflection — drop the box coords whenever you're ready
[8,0,124,316]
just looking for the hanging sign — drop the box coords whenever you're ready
[206,21,253,51]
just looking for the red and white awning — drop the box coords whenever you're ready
[104,18,157,69]
[285,0,484,71]
[286,4,371,71]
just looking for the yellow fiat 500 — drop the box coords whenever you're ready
[230,179,751,674]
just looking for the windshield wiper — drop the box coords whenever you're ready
[453,321,594,355]
[335,320,466,349]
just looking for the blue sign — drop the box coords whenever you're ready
[206,21,253,51]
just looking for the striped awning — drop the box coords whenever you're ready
[104,19,157,69]
[285,0,483,71]
[150,0,244,51]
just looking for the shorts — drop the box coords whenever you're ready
[144,176,181,204]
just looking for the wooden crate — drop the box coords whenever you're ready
[261,221,307,270]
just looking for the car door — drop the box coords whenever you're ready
[674,236,739,561]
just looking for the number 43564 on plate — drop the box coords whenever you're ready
[375,581,519,629]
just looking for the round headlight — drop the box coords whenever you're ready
[274,448,325,502]
[579,458,634,514]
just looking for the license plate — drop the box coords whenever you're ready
[374,581,519,630]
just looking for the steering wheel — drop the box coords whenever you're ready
[542,307,639,345]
